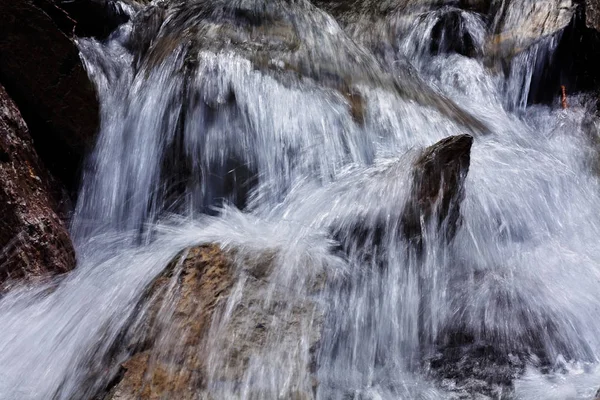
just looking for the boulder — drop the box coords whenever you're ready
[0,0,100,190]
[102,245,235,399]
[102,245,322,399]
[0,84,75,285]
[402,134,473,245]
[330,134,473,268]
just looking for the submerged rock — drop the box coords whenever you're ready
[124,0,487,134]
[0,85,75,285]
[0,0,100,190]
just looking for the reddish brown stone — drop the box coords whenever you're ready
[0,84,75,284]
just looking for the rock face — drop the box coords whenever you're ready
[103,245,322,399]
[0,0,100,189]
[0,85,75,285]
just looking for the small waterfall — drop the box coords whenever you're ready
[1,0,600,399]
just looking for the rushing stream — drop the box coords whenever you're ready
[1,0,600,399]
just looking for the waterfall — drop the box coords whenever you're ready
[1,0,600,399]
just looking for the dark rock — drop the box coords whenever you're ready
[523,4,600,106]
[0,0,100,191]
[330,134,473,270]
[430,9,480,58]
[586,0,600,31]
[0,84,75,285]
[55,0,132,39]
[402,134,473,245]
[427,337,525,399]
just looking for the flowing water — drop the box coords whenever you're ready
[1,0,600,399]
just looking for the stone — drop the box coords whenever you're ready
[0,0,100,190]
[402,134,473,245]
[330,134,473,270]
[101,245,322,399]
[487,0,577,62]
[586,0,600,32]
[0,84,76,285]
[124,0,487,135]
[102,245,235,399]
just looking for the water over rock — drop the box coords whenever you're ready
[122,0,487,134]
[102,245,235,399]
[0,84,75,286]
[487,0,577,62]
[332,134,473,263]
[402,133,473,245]
[102,243,323,399]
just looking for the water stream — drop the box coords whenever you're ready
[1,0,600,399]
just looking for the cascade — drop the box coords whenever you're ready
[1,1,600,399]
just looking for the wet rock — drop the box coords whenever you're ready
[487,0,577,62]
[0,85,75,285]
[524,4,600,106]
[331,134,473,266]
[125,0,487,134]
[402,134,473,245]
[0,0,100,190]
[428,337,525,399]
[101,245,235,399]
[430,9,480,58]
[102,245,322,399]
[586,0,600,32]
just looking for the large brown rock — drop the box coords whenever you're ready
[0,85,75,285]
[0,0,100,189]
[103,245,235,399]
[102,244,322,399]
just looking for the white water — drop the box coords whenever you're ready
[1,1,600,399]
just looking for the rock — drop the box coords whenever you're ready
[586,0,600,32]
[102,245,235,399]
[487,0,577,62]
[0,0,100,190]
[0,84,75,285]
[102,245,322,399]
[125,0,487,134]
[402,134,473,245]
[330,134,473,267]
[55,0,133,39]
